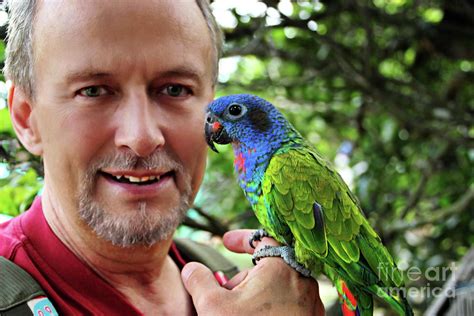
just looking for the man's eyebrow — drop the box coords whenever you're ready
[65,70,112,84]
[155,67,204,83]
[64,67,205,84]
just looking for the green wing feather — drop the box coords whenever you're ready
[258,145,410,315]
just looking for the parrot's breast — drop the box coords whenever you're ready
[234,152,268,206]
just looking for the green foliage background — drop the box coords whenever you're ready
[0,1,473,313]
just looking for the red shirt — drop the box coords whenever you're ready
[0,197,189,315]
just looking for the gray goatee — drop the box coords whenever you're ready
[78,151,191,247]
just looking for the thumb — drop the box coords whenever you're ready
[181,262,221,297]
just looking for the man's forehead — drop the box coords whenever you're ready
[34,0,205,38]
[32,0,213,78]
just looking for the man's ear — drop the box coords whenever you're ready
[8,84,43,156]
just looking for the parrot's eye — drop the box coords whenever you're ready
[229,104,242,115]
[225,103,247,120]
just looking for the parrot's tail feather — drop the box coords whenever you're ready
[400,296,414,316]
[336,279,415,315]
[336,280,373,316]
[368,284,414,316]
[341,303,356,316]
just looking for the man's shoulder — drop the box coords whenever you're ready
[0,214,25,259]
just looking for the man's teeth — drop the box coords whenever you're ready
[114,175,160,183]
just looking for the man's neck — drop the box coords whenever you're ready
[41,190,193,315]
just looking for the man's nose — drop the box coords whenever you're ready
[114,92,165,157]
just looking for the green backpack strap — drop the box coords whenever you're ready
[173,238,239,280]
[0,257,58,316]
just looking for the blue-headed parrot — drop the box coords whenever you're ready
[205,94,413,316]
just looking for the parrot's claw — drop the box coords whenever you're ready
[252,245,312,278]
[249,229,270,249]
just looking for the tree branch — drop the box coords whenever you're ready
[398,170,430,219]
[185,205,230,236]
[387,186,474,233]
[182,215,218,234]
[227,209,255,225]
[399,144,450,219]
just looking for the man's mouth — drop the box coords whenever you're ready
[100,171,174,186]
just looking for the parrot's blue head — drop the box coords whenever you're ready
[205,94,292,153]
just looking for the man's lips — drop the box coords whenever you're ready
[99,170,174,185]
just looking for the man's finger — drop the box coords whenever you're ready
[181,262,220,295]
[223,229,254,254]
[222,269,249,290]
[314,282,326,315]
[223,229,280,255]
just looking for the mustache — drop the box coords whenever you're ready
[87,150,185,175]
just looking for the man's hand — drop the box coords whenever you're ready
[181,229,325,315]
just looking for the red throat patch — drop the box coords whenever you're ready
[234,152,246,173]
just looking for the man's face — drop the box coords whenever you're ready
[30,0,214,246]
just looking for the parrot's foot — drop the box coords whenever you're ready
[252,245,312,278]
[249,229,270,249]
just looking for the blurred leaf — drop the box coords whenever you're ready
[0,108,14,135]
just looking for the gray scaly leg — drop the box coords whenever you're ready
[252,245,312,278]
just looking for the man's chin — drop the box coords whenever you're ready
[78,200,188,248]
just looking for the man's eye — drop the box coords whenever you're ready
[162,85,190,97]
[78,86,108,97]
